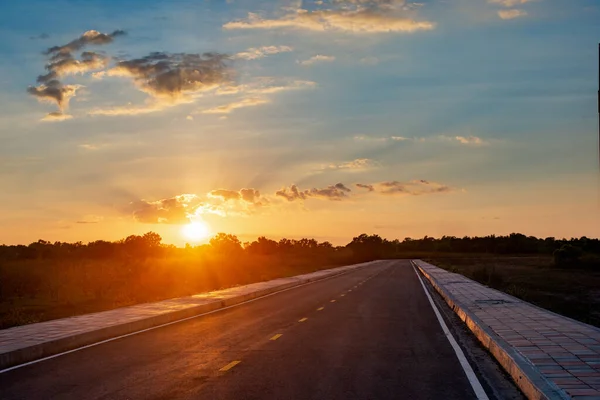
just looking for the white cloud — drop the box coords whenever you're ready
[497,9,528,19]
[201,97,271,114]
[41,112,73,122]
[224,9,435,34]
[299,55,336,65]
[235,45,293,60]
[320,158,377,171]
[488,0,535,6]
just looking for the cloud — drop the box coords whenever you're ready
[355,183,375,191]
[89,52,234,117]
[356,134,489,145]
[488,0,535,6]
[208,189,242,201]
[201,97,270,114]
[209,188,266,205]
[104,52,232,100]
[322,158,376,171]
[276,183,352,201]
[88,100,184,116]
[129,194,201,224]
[299,55,336,65]
[240,188,261,203]
[28,30,125,116]
[40,112,74,122]
[45,30,125,55]
[235,45,293,60]
[377,180,452,195]
[224,9,435,34]
[28,81,82,112]
[497,9,527,19]
[454,135,485,145]
[216,79,317,96]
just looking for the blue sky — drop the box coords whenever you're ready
[0,0,599,245]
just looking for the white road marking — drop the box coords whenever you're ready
[0,266,379,374]
[413,265,490,400]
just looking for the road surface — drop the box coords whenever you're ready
[0,260,520,400]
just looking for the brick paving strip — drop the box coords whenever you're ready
[414,260,600,400]
[0,261,379,371]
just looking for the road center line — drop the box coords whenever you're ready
[340,294,345,297]
[330,300,336,303]
[412,265,489,400]
[219,360,241,372]
[317,307,324,311]
[0,264,379,374]
[298,317,308,322]
[270,334,283,341]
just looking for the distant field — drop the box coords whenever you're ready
[426,256,600,328]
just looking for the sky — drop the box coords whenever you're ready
[0,0,599,246]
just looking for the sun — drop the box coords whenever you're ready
[181,220,211,242]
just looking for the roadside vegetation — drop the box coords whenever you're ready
[1,233,599,329]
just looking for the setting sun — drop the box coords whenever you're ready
[181,221,211,242]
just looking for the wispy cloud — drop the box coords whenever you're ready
[299,55,335,65]
[276,183,352,201]
[41,112,73,122]
[201,97,270,114]
[224,1,435,34]
[27,30,125,120]
[488,0,535,6]
[356,134,489,146]
[320,158,377,171]
[497,9,528,19]
[235,45,293,60]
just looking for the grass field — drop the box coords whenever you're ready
[0,254,348,329]
[426,256,600,328]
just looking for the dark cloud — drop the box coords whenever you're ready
[356,183,375,191]
[378,180,452,195]
[276,183,351,201]
[27,80,80,111]
[28,30,125,118]
[106,52,232,99]
[45,30,125,55]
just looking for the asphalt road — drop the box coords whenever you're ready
[0,260,514,400]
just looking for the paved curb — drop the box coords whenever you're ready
[1,261,377,370]
[413,260,570,400]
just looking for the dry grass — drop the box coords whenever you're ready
[0,253,346,329]
[427,256,600,327]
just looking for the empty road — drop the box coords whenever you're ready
[0,260,518,400]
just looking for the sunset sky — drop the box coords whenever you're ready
[0,0,599,245]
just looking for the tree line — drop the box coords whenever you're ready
[1,232,599,266]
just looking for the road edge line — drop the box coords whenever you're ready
[0,261,378,374]
[412,260,569,400]
[413,265,490,400]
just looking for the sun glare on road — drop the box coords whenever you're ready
[181,221,211,242]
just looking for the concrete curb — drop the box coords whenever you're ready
[1,261,377,371]
[412,260,570,400]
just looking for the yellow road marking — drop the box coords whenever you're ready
[348,289,352,292]
[340,294,345,297]
[299,317,308,322]
[219,361,241,372]
[270,334,283,341]
[317,307,324,311]
[330,300,336,303]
